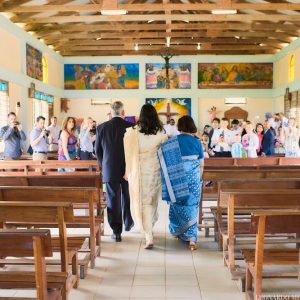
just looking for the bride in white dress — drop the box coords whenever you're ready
[124,104,167,249]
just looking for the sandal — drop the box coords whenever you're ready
[144,241,154,250]
[189,242,197,251]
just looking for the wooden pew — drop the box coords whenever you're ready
[0,174,106,236]
[0,186,100,279]
[242,210,300,300]
[199,168,300,236]
[0,160,99,176]
[0,202,77,299]
[213,179,300,249]
[0,229,67,300]
[218,189,300,277]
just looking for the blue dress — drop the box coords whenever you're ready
[158,134,203,242]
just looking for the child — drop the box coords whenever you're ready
[201,132,209,158]
[231,134,244,158]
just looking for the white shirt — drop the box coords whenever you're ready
[163,124,179,137]
[79,128,94,153]
[212,128,234,152]
[242,132,259,158]
[47,124,60,144]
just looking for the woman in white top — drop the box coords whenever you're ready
[285,118,300,157]
[79,117,96,160]
[242,122,259,158]
[124,104,167,249]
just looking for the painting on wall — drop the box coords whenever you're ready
[146,98,191,124]
[146,63,191,89]
[26,44,43,81]
[64,64,139,90]
[198,63,273,89]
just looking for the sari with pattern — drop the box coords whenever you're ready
[158,136,202,242]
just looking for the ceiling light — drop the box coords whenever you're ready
[100,10,127,16]
[177,42,179,45]
[191,36,194,40]
[16,23,26,29]
[148,20,154,23]
[39,38,45,43]
[166,36,171,47]
[48,45,54,49]
[235,36,240,39]
[211,9,237,15]
[259,43,264,46]
[197,43,201,50]
[96,37,102,40]
[28,31,35,35]
[134,43,139,51]
[183,20,189,23]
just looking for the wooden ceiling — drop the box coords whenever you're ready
[1,0,300,56]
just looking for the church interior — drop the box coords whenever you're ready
[0,0,300,299]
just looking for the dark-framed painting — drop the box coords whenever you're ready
[146,63,191,89]
[146,98,191,124]
[198,63,273,89]
[26,44,43,81]
[64,64,139,90]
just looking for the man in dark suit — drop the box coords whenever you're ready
[95,101,134,242]
[261,119,275,156]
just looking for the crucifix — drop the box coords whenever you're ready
[160,48,174,89]
[158,100,179,123]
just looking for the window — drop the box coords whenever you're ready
[32,91,53,127]
[0,80,9,153]
[42,56,48,84]
[289,54,295,83]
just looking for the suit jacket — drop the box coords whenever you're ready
[261,129,275,156]
[95,117,132,182]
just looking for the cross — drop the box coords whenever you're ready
[158,100,179,123]
[160,48,174,89]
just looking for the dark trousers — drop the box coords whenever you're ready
[105,179,134,234]
[214,151,232,157]
[79,150,93,160]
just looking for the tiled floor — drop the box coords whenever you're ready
[68,202,244,300]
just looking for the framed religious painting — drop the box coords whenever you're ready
[145,98,191,124]
[146,63,191,89]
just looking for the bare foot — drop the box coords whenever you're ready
[144,241,154,250]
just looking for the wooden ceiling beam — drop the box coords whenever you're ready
[5,3,300,13]
[52,37,285,47]
[25,22,300,34]
[14,14,300,24]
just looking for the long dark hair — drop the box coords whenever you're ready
[138,104,163,135]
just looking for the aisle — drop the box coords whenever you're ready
[69,202,243,300]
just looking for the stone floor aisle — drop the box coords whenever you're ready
[69,202,243,300]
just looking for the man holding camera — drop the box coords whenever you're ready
[30,116,51,160]
[0,112,26,160]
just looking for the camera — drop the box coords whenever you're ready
[13,121,20,127]
[90,126,96,136]
[43,129,50,137]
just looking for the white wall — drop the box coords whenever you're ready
[66,98,141,124]
[198,98,273,130]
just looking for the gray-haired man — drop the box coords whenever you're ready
[95,101,134,242]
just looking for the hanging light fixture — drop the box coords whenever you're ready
[166,36,171,48]
[134,43,139,51]
[197,43,201,50]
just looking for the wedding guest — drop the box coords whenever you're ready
[0,112,26,160]
[30,116,51,161]
[79,117,96,160]
[58,117,78,164]
[284,118,300,157]
[242,122,259,158]
[231,119,242,135]
[255,123,264,155]
[47,116,60,152]
[231,134,243,158]
[208,117,220,151]
[158,116,204,251]
[211,118,234,157]
[261,119,275,156]
[124,104,167,249]
[164,118,179,138]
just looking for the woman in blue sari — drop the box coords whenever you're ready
[158,116,204,250]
